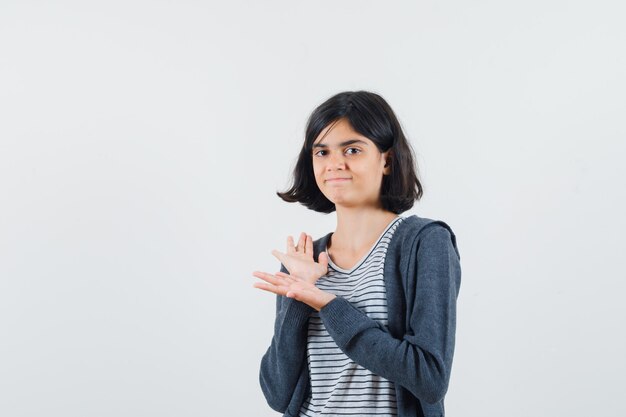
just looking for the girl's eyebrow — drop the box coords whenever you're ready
[312,139,368,149]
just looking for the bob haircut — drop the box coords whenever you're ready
[277,90,423,214]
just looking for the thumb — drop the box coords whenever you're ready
[318,251,329,268]
[271,249,286,264]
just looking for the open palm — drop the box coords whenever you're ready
[252,270,336,311]
[271,232,329,284]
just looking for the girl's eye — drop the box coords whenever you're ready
[314,148,361,157]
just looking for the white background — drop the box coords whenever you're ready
[1,1,624,416]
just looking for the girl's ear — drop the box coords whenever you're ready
[383,150,392,175]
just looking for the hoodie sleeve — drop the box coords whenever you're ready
[259,263,314,412]
[317,225,461,404]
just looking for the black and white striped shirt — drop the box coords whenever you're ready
[298,215,405,417]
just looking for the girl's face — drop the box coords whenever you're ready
[311,118,391,210]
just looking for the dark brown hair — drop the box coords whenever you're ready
[277,90,423,214]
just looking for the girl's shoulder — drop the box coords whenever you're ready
[395,214,456,238]
[393,214,460,260]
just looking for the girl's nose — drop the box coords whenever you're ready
[327,152,346,170]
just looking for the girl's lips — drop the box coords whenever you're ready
[326,178,351,182]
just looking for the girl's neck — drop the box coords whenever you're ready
[329,207,399,254]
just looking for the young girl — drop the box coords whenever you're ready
[252,91,461,417]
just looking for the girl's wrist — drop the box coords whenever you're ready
[316,293,337,311]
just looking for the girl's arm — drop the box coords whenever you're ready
[259,263,313,412]
[318,225,461,404]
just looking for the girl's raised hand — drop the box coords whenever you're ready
[270,232,329,284]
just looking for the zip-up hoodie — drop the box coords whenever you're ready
[259,214,462,417]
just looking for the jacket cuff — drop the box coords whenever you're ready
[318,296,378,348]
[281,296,314,328]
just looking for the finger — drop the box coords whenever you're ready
[306,234,313,256]
[253,282,289,296]
[252,271,287,286]
[287,236,296,254]
[297,232,305,252]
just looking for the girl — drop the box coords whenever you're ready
[252,91,461,417]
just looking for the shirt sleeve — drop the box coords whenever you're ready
[259,263,314,412]
[317,224,461,404]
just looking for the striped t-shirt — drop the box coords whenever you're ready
[298,215,405,417]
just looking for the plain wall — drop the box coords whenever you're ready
[1,1,624,416]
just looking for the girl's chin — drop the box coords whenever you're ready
[326,197,363,206]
